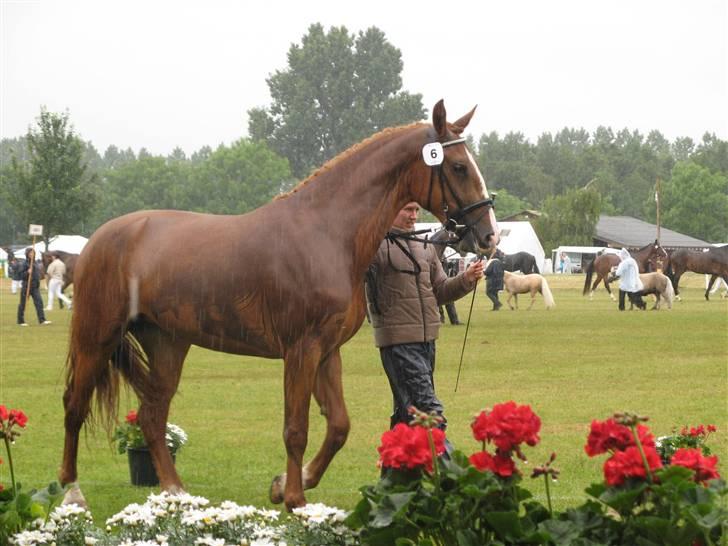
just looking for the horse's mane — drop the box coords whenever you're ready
[275,123,425,200]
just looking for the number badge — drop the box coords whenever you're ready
[422,142,444,166]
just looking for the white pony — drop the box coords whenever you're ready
[637,272,675,310]
[503,271,555,310]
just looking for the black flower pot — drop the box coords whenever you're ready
[127,447,176,486]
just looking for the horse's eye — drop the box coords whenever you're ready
[453,163,467,176]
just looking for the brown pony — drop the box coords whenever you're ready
[42,250,79,303]
[582,241,669,300]
[669,246,728,300]
[60,101,500,511]
[502,270,555,310]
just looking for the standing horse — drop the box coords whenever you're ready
[668,246,728,300]
[638,272,675,310]
[60,100,500,511]
[582,241,668,300]
[502,251,538,274]
[502,270,555,310]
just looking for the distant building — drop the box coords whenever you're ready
[499,209,542,222]
[594,216,711,251]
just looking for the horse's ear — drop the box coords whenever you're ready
[433,99,447,139]
[450,105,477,135]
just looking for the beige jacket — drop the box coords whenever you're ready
[366,229,475,348]
[46,259,66,281]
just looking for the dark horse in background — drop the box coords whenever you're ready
[60,100,500,511]
[582,241,669,300]
[668,246,728,300]
[502,251,539,274]
[42,250,80,307]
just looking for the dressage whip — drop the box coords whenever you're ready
[454,246,497,393]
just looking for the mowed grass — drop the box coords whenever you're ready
[0,273,725,524]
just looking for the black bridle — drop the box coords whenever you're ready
[425,137,495,244]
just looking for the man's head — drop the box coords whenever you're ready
[392,202,420,231]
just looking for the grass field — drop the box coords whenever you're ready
[0,273,725,524]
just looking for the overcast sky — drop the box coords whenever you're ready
[2,0,726,157]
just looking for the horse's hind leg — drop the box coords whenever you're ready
[132,324,190,493]
[527,290,536,310]
[705,275,718,300]
[60,342,118,506]
[271,348,350,504]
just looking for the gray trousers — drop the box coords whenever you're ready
[380,341,446,430]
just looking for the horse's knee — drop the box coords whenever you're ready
[283,426,308,456]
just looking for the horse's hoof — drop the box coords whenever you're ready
[269,474,286,504]
[62,483,88,507]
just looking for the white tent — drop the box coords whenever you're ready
[414,221,546,272]
[25,235,89,256]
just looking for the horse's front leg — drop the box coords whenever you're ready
[302,349,350,491]
[506,292,515,310]
[270,339,321,510]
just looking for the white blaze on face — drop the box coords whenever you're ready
[465,148,500,246]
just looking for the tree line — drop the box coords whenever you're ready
[1,23,726,249]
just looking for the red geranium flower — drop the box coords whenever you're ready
[0,405,8,422]
[378,423,446,472]
[603,445,663,486]
[125,410,138,424]
[469,450,517,477]
[670,448,720,484]
[471,401,541,452]
[8,409,28,428]
[585,419,654,456]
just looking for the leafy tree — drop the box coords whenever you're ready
[692,133,728,175]
[490,188,530,219]
[5,109,97,243]
[534,187,602,253]
[248,23,425,178]
[658,161,728,242]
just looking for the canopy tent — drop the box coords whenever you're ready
[25,235,89,256]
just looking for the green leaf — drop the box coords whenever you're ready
[483,510,523,540]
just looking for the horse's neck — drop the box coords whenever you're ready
[287,127,428,274]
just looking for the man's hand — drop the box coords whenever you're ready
[464,259,485,283]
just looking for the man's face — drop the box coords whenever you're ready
[392,202,420,231]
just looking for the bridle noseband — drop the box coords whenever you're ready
[425,137,494,243]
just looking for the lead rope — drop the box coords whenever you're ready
[454,246,497,392]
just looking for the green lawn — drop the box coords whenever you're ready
[0,273,725,524]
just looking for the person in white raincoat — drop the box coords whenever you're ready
[614,248,646,311]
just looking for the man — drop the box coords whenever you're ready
[8,255,22,294]
[438,257,462,325]
[45,254,72,311]
[484,250,505,310]
[614,247,646,311]
[365,202,484,430]
[17,248,51,326]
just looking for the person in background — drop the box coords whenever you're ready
[45,254,72,311]
[438,257,462,325]
[614,248,646,311]
[365,202,484,431]
[560,252,572,274]
[484,249,505,311]
[8,254,23,294]
[17,248,51,326]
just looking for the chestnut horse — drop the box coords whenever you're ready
[582,241,669,300]
[668,246,728,300]
[60,100,500,510]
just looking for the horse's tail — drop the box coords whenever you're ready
[64,330,153,432]
[540,276,556,309]
[663,275,675,308]
[583,259,595,295]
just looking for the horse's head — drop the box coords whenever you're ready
[413,100,499,256]
[42,251,55,269]
[647,241,669,272]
